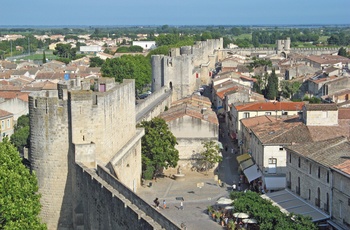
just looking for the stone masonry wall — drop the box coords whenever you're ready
[69,79,136,165]
[74,163,180,230]
[286,150,331,213]
[29,90,73,229]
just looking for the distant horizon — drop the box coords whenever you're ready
[0,23,349,29]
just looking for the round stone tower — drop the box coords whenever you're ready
[29,90,73,229]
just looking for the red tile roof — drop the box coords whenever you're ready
[333,160,350,175]
[0,109,13,118]
[235,101,305,111]
[0,91,30,102]
[338,108,350,119]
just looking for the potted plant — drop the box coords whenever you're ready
[227,220,235,230]
[215,211,221,223]
[207,205,214,216]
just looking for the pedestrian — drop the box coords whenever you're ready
[231,148,234,154]
[180,201,183,210]
[163,200,166,209]
[238,182,241,191]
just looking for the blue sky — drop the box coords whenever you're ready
[1,0,349,26]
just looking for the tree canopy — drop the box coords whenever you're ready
[0,139,46,229]
[10,114,30,153]
[266,69,278,100]
[101,55,151,92]
[280,81,301,99]
[230,191,316,230]
[138,117,179,179]
[199,140,222,175]
[89,57,105,67]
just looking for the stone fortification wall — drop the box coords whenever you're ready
[69,79,136,165]
[152,39,223,102]
[74,163,180,230]
[29,90,73,229]
[30,78,143,229]
[136,88,172,124]
[226,47,340,56]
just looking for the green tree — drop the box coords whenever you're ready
[53,43,76,59]
[338,47,347,57]
[101,54,151,91]
[138,117,179,179]
[10,114,30,152]
[199,141,222,175]
[0,139,46,229]
[42,51,46,63]
[280,80,301,99]
[89,57,105,67]
[266,69,278,100]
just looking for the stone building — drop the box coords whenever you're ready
[29,77,145,229]
[151,38,223,102]
[159,95,219,170]
[0,109,14,141]
[285,136,350,229]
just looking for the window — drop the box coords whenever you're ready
[318,167,320,178]
[1,121,4,130]
[327,171,329,183]
[7,119,10,128]
[268,158,277,174]
[243,112,250,118]
[298,157,300,168]
[321,111,328,118]
[265,112,271,115]
[308,189,311,200]
[309,163,312,174]
[279,147,284,151]
[289,153,291,163]
[282,111,288,115]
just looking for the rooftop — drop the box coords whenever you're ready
[304,103,338,111]
[235,101,304,112]
[285,136,350,168]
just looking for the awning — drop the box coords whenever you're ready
[243,164,262,182]
[264,177,286,190]
[240,158,254,170]
[236,153,251,164]
[261,189,330,222]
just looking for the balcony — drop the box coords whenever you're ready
[296,186,300,195]
[315,198,320,207]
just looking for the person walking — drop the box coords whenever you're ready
[163,200,166,209]
[180,201,183,210]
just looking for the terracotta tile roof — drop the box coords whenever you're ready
[0,109,13,118]
[339,108,350,119]
[333,160,350,175]
[285,136,350,168]
[240,75,257,82]
[0,85,21,91]
[309,75,338,84]
[160,103,218,125]
[307,122,350,142]
[251,118,313,144]
[171,94,212,107]
[304,103,338,111]
[241,115,277,128]
[0,91,30,102]
[216,86,239,99]
[235,101,304,111]
[0,71,12,79]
